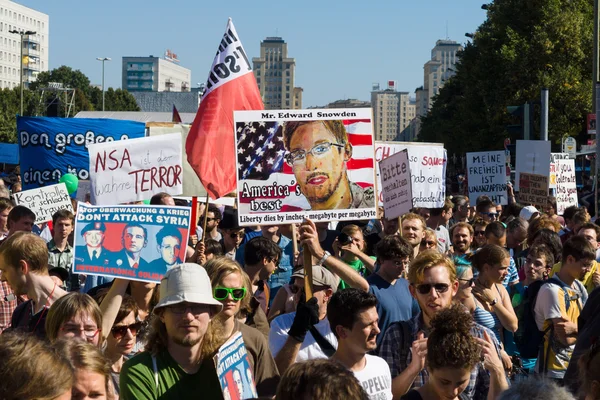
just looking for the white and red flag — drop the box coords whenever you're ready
[186,18,263,199]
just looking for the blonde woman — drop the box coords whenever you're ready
[204,258,280,397]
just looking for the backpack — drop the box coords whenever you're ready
[514,277,582,359]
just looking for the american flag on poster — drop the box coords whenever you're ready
[236,118,375,213]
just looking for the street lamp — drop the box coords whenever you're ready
[96,57,111,111]
[9,29,36,116]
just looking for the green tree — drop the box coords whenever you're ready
[418,0,593,154]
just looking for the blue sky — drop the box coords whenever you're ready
[18,0,487,107]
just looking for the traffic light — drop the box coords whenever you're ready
[506,103,531,139]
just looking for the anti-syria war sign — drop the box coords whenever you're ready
[466,151,507,206]
[234,108,377,226]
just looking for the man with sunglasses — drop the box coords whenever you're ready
[120,264,224,399]
[282,120,374,211]
[475,199,499,223]
[379,250,507,399]
[200,205,222,242]
[218,208,245,260]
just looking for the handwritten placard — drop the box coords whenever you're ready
[555,159,578,215]
[518,173,549,207]
[89,133,183,205]
[549,153,569,189]
[466,151,507,206]
[12,183,73,224]
[379,149,412,220]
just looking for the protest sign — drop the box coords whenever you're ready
[18,117,145,190]
[234,108,377,226]
[73,203,191,284]
[76,180,92,203]
[12,183,73,224]
[466,151,507,206]
[89,133,183,205]
[214,332,258,400]
[375,141,446,208]
[518,173,549,207]
[0,143,19,164]
[555,159,578,215]
[379,149,412,219]
[515,140,551,191]
[549,153,569,189]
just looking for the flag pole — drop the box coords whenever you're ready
[304,244,313,299]
[201,197,210,242]
[190,196,198,236]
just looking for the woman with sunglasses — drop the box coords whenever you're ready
[46,292,103,347]
[203,257,280,398]
[452,256,476,314]
[419,229,438,253]
[471,219,489,251]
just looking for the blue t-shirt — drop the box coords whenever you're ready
[367,273,419,348]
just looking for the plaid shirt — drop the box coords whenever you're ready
[47,239,74,271]
[0,280,17,333]
[378,312,503,400]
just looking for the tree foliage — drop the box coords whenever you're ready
[418,0,593,154]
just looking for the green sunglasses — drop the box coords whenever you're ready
[213,287,247,301]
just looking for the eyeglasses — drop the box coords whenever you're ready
[61,325,101,339]
[214,287,247,301]
[474,231,486,236]
[111,321,143,339]
[459,278,475,287]
[284,142,345,166]
[205,217,218,222]
[229,232,244,239]
[481,212,498,219]
[414,283,450,295]
[167,303,210,316]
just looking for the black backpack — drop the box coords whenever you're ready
[514,277,581,359]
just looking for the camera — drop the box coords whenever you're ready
[337,232,353,246]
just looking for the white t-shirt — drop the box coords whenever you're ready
[353,354,393,400]
[435,225,450,253]
[269,312,338,362]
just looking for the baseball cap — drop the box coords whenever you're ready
[154,263,223,313]
[291,266,341,293]
[519,205,539,221]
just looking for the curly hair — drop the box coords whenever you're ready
[427,304,480,371]
[527,215,561,242]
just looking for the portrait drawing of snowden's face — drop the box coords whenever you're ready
[286,121,352,206]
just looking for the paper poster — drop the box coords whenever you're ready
[12,183,73,224]
[0,143,19,164]
[234,108,377,226]
[76,180,92,204]
[549,153,569,189]
[515,140,551,191]
[518,173,549,207]
[214,332,258,400]
[555,159,578,215]
[466,151,507,206]
[375,141,446,208]
[88,133,183,205]
[17,117,145,190]
[73,203,191,283]
[379,149,412,220]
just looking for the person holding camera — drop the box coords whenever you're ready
[332,224,376,290]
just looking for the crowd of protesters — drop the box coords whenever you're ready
[0,183,600,400]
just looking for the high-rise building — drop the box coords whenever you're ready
[0,0,49,89]
[371,81,415,142]
[122,52,191,92]
[252,37,302,109]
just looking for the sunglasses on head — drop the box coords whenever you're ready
[111,321,142,339]
[213,287,247,301]
[415,283,450,295]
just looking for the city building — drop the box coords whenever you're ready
[130,87,202,113]
[122,51,191,92]
[0,0,49,89]
[252,36,302,109]
[371,81,416,142]
[322,98,372,109]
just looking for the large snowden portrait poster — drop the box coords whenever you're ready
[234,108,377,226]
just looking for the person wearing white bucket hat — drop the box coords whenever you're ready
[120,263,224,399]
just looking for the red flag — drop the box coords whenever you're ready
[186,18,263,199]
[172,104,182,123]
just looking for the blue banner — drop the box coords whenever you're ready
[17,117,145,190]
[0,143,19,164]
[73,203,191,283]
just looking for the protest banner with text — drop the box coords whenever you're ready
[73,203,191,284]
[214,332,258,399]
[375,141,446,208]
[379,149,412,220]
[518,173,549,207]
[555,159,578,215]
[17,117,145,190]
[89,133,183,205]
[12,183,73,224]
[234,108,377,226]
[549,153,569,189]
[466,151,507,206]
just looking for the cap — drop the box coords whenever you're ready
[291,265,341,293]
[218,208,240,230]
[519,205,539,221]
[153,263,222,313]
[81,222,106,234]
[48,266,69,283]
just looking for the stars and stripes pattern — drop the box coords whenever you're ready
[237,121,286,180]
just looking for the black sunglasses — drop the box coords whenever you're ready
[415,283,450,295]
[229,232,244,239]
[474,231,486,236]
[111,321,143,339]
[459,278,475,287]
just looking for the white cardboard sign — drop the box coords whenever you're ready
[379,149,413,219]
[12,183,73,224]
[466,151,508,206]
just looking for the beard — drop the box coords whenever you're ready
[172,333,202,347]
[303,171,344,204]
